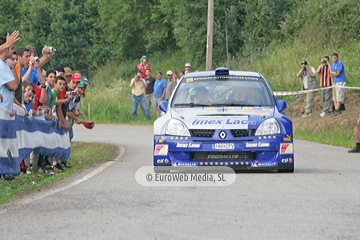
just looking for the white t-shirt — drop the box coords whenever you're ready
[0,60,15,111]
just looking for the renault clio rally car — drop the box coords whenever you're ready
[153,68,294,172]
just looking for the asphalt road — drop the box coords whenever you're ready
[1,124,360,239]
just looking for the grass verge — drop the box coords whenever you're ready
[294,127,354,148]
[0,142,118,205]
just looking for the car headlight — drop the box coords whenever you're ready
[165,119,190,136]
[255,118,280,135]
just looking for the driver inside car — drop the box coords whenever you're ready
[191,87,210,104]
[229,88,257,105]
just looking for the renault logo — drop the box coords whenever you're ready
[219,131,227,139]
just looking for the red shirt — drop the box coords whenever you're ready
[32,85,42,110]
[136,63,151,78]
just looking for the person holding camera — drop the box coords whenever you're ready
[129,70,150,120]
[296,60,318,118]
[316,56,332,117]
[136,55,151,78]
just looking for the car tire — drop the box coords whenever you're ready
[278,164,294,173]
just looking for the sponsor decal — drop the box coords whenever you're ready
[251,161,277,167]
[281,158,293,163]
[172,162,198,167]
[258,142,270,147]
[280,143,293,154]
[283,135,292,142]
[191,119,256,125]
[207,154,239,159]
[245,142,270,147]
[186,78,194,82]
[212,143,235,149]
[176,143,201,148]
[194,76,259,81]
[235,110,271,116]
[156,158,170,164]
[154,144,169,155]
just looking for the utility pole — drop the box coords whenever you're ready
[206,0,214,71]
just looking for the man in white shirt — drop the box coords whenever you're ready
[0,34,20,116]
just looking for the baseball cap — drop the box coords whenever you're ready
[166,70,173,75]
[301,60,307,65]
[78,81,85,88]
[64,67,72,76]
[141,55,147,59]
[71,73,81,82]
[185,63,191,67]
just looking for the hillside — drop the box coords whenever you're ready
[285,92,360,148]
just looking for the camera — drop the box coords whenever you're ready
[321,60,327,64]
[42,46,56,55]
[66,91,76,98]
[32,56,40,63]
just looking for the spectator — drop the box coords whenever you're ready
[53,66,65,77]
[316,56,332,117]
[45,69,56,106]
[15,45,55,103]
[348,118,360,153]
[66,73,85,141]
[64,67,73,84]
[0,34,20,180]
[330,53,346,116]
[20,50,40,86]
[296,60,317,118]
[26,45,37,57]
[54,68,71,131]
[129,70,150,120]
[153,71,167,118]
[0,36,19,116]
[185,63,191,73]
[173,71,180,84]
[165,70,176,101]
[15,46,31,102]
[178,70,185,79]
[144,69,155,110]
[6,50,26,114]
[136,55,150,78]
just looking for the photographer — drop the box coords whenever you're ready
[296,60,317,117]
[316,56,332,117]
[129,70,150,120]
[136,55,150,78]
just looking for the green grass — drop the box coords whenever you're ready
[0,142,118,205]
[294,127,355,148]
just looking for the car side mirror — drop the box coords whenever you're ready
[159,101,169,113]
[277,100,287,112]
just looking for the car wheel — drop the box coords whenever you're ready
[278,164,294,173]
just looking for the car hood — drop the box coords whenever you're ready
[170,106,275,129]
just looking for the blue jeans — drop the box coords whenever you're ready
[132,94,150,120]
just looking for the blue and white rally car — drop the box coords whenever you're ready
[153,68,294,172]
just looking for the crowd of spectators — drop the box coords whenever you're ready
[0,31,89,180]
[131,56,193,120]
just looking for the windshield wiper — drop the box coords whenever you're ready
[174,103,212,107]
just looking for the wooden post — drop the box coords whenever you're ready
[206,0,214,71]
[88,103,91,121]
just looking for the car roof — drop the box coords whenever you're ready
[183,70,262,78]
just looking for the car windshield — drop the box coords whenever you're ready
[171,76,273,108]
